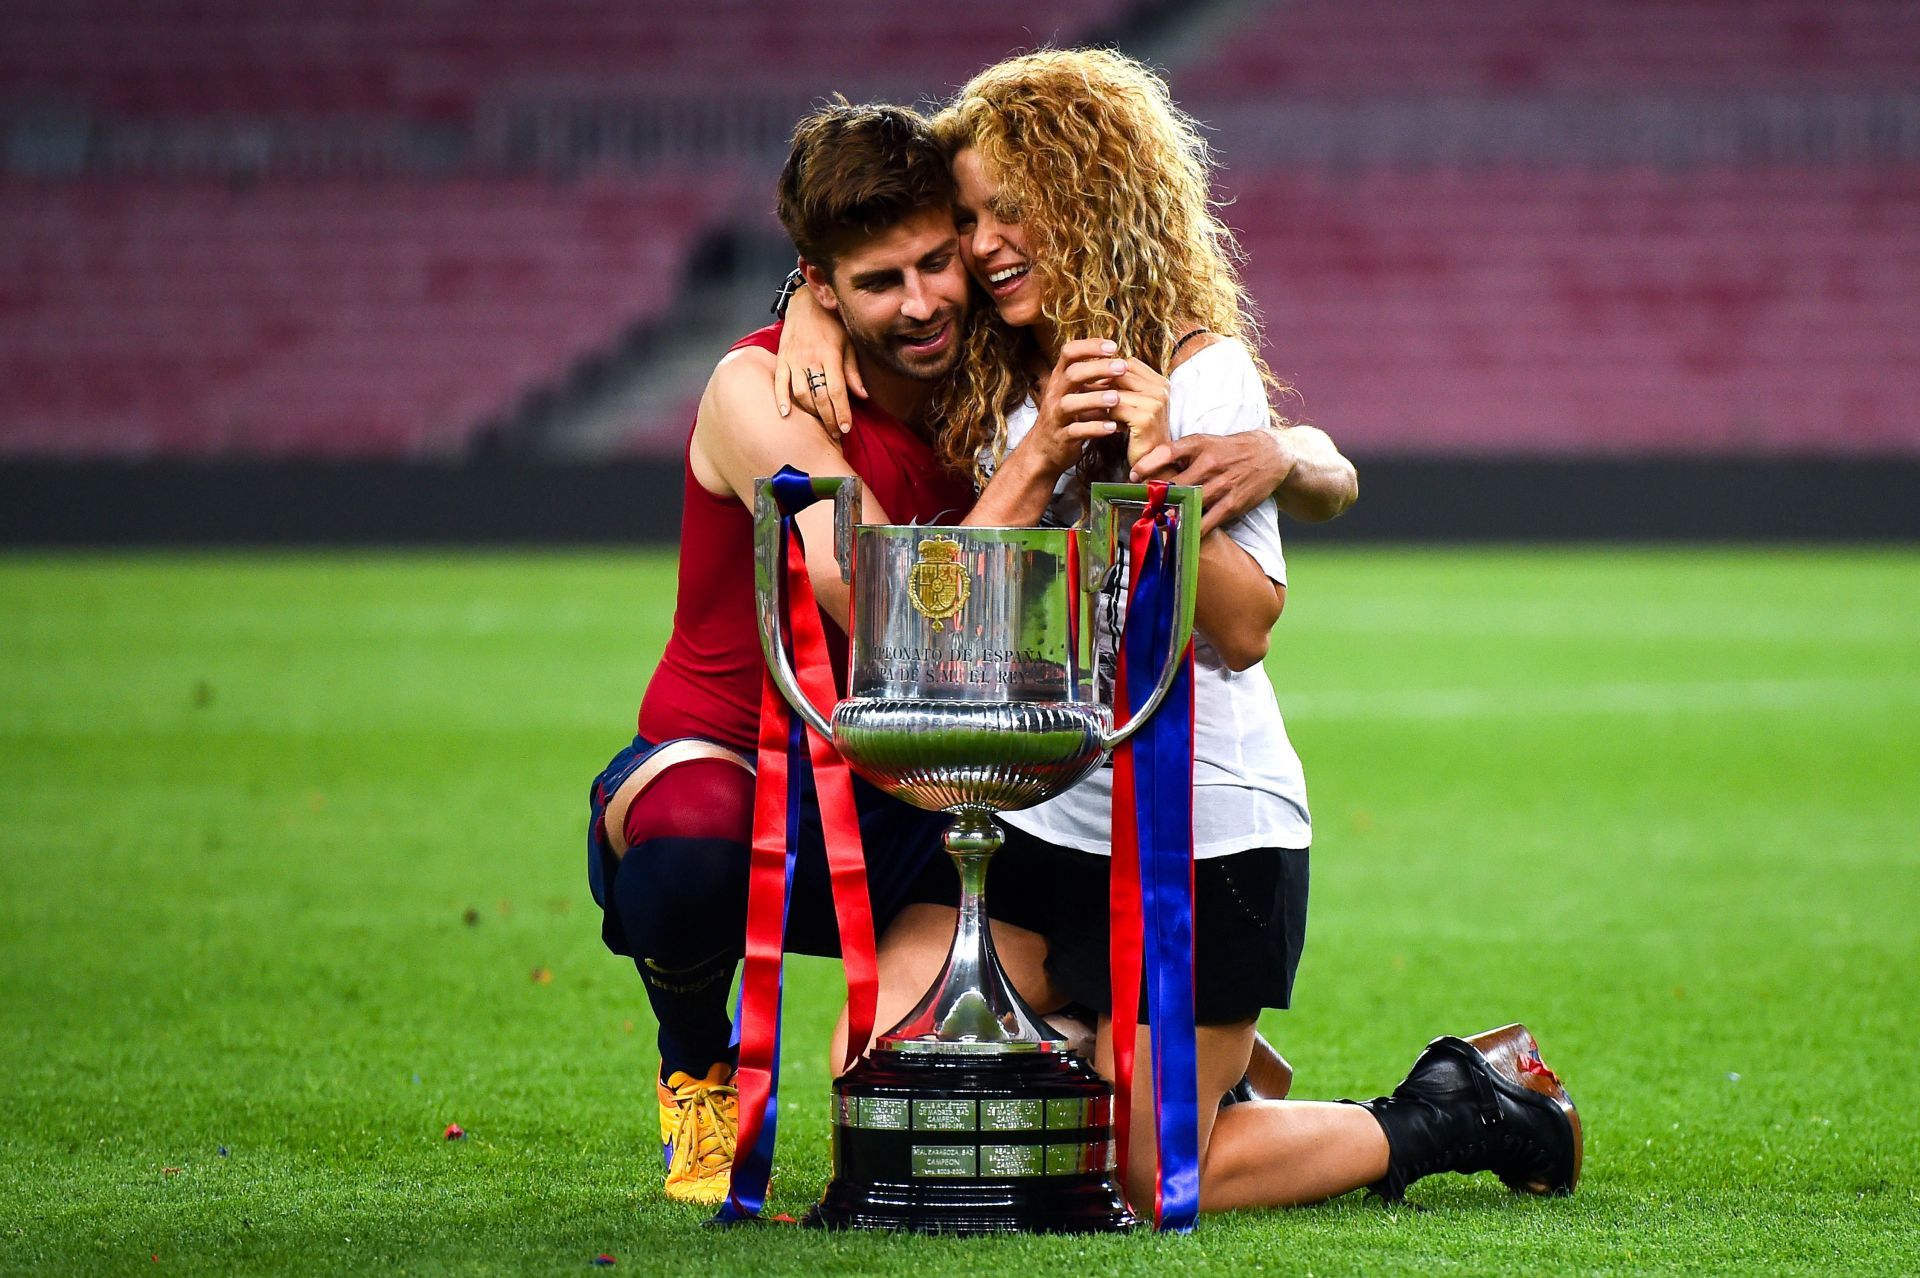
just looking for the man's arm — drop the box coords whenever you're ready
[1132,424,1359,534]
[1267,424,1360,523]
[691,346,891,628]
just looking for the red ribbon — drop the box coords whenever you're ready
[1106,489,1160,1205]
[722,641,799,1221]
[779,533,880,1069]
[721,489,877,1221]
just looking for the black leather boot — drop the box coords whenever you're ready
[1354,1024,1581,1202]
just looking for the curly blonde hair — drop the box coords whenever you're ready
[929,47,1288,487]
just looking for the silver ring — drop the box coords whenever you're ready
[806,368,827,390]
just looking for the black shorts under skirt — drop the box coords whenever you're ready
[908,821,1310,1027]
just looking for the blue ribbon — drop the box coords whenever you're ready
[768,466,819,520]
[1124,512,1201,1231]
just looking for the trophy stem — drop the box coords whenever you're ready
[878,809,1060,1051]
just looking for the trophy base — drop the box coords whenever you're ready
[806,1046,1133,1234]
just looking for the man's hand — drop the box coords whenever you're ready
[1131,430,1294,535]
[1132,424,1358,533]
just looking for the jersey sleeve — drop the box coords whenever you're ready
[1168,343,1287,587]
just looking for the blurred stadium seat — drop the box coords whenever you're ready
[1225,166,1920,455]
[0,172,739,457]
[1,0,1916,462]
[1181,0,1920,98]
[0,0,1119,117]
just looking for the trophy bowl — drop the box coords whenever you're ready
[754,474,1200,1234]
[831,699,1110,813]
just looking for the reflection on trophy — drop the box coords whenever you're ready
[753,474,1200,1233]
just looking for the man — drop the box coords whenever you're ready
[585,102,974,1205]
[587,101,1349,1204]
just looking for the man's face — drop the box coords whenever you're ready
[811,206,970,383]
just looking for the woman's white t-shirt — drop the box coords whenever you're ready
[981,339,1312,858]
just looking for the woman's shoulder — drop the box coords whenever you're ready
[1168,330,1256,381]
[1166,334,1266,439]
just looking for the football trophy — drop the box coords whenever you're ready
[753,473,1200,1233]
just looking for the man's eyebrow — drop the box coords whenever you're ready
[848,267,900,289]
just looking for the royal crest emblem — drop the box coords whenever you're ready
[907,538,970,631]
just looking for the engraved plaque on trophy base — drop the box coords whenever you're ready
[807,1048,1133,1234]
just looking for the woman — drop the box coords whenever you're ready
[779,48,1578,1214]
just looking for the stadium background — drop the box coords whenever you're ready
[4,0,1918,540]
[4,5,1918,1276]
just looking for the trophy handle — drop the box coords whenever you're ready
[1085,482,1203,751]
[753,473,859,741]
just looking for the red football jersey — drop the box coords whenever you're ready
[637,324,974,752]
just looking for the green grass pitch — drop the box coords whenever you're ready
[3,547,1916,1276]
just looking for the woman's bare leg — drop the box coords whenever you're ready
[1245,1031,1293,1100]
[829,904,1059,1068]
[1093,1016,1389,1213]
[1202,1099,1389,1210]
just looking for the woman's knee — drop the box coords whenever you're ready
[1096,1017,1255,1201]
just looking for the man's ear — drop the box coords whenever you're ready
[800,259,840,313]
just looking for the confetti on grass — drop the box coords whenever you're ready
[531,967,553,984]
[444,1123,466,1140]
[592,1255,617,1267]
[462,907,481,926]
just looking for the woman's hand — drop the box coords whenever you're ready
[970,338,1174,527]
[1025,338,1167,470]
[1023,338,1132,472]
[774,286,865,434]
[1111,358,1170,471]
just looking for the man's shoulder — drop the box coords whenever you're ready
[725,322,784,361]
[705,325,780,394]
[699,329,773,401]
[713,342,773,379]
[696,326,812,474]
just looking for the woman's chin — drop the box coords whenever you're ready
[993,297,1040,329]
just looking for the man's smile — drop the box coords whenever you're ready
[896,318,954,357]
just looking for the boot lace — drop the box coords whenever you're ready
[666,1076,739,1180]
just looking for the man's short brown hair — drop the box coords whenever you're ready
[776,99,954,274]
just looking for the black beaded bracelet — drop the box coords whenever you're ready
[771,266,806,318]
